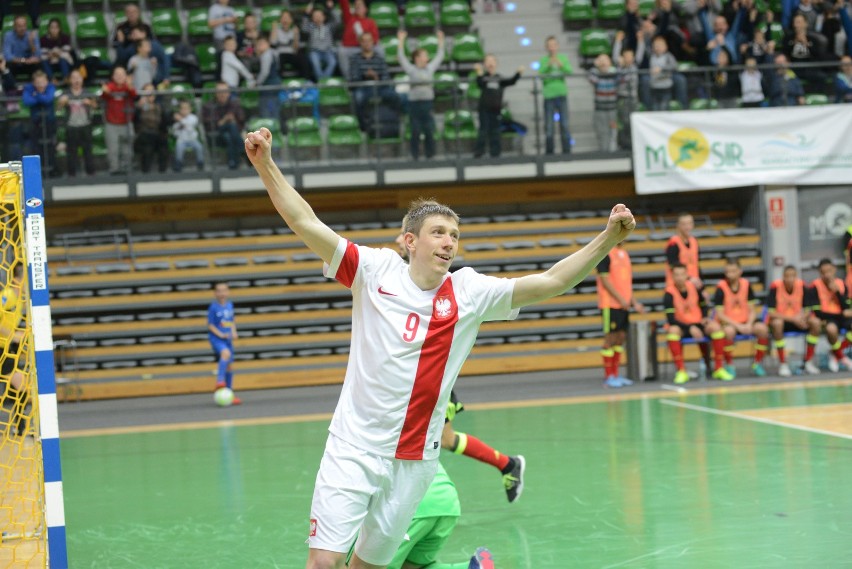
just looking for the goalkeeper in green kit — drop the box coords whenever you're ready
[348,462,495,569]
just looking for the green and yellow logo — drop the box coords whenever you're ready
[668,128,709,170]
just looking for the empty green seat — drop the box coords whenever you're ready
[261,6,283,32]
[247,117,285,147]
[196,45,218,73]
[187,8,211,37]
[370,1,400,30]
[638,0,655,16]
[75,12,108,46]
[805,93,829,105]
[596,0,625,21]
[328,114,364,159]
[451,33,484,64]
[380,36,402,65]
[563,0,594,27]
[286,116,323,161]
[579,29,611,59]
[440,1,472,31]
[319,77,352,112]
[150,9,183,40]
[689,98,718,110]
[404,1,437,30]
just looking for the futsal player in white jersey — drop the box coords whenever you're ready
[244,127,636,569]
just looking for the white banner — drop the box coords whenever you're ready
[631,105,852,195]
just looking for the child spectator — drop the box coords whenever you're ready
[538,36,573,156]
[339,0,380,80]
[220,35,255,89]
[101,65,137,175]
[711,47,740,108]
[22,70,58,176]
[255,36,281,119]
[586,53,619,152]
[112,4,171,85]
[134,84,170,173]
[208,0,238,51]
[302,1,339,81]
[741,28,775,64]
[128,38,158,91]
[396,30,444,160]
[613,30,643,150]
[40,18,73,85]
[172,99,204,172]
[648,35,677,111]
[270,10,310,79]
[473,54,522,158]
[236,13,261,72]
[56,69,97,176]
[740,56,765,107]
[836,56,852,103]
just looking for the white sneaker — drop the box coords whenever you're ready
[828,355,840,373]
[778,363,792,377]
[804,360,821,375]
[840,356,852,371]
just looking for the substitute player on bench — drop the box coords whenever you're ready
[767,265,820,376]
[809,258,852,372]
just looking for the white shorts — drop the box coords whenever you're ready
[308,433,438,566]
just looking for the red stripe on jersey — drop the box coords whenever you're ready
[396,278,458,460]
[335,241,359,288]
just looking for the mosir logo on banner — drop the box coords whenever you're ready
[644,127,745,173]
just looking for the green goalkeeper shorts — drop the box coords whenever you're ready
[388,515,459,569]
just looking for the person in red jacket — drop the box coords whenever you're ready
[338,0,379,80]
[100,65,137,175]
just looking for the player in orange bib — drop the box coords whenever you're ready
[595,242,645,387]
[664,213,703,292]
[663,263,730,383]
[809,258,852,372]
[767,265,821,377]
[712,257,770,378]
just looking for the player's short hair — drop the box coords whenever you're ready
[817,258,833,269]
[403,198,459,237]
[213,281,229,289]
[670,262,687,271]
[724,257,741,267]
[783,264,797,273]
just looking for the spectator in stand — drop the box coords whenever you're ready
[635,19,686,110]
[270,10,310,79]
[220,35,256,90]
[0,2,39,30]
[618,0,643,54]
[613,31,642,149]
[172,99,204,172]
[113,4,171,85]
[56,70,96,177]
[701,1,748,64]
[767,53,805,106]
[236,12,261,72]
[836,55,852,102]
[302,1,339,81]
[679,0,723,58]
[202,82,246,170]
[21,70,57,176]
[0,56,18,162]
[128,39,158,92]
[587,53,618,152]
[538,36,573,156]
[808,258,852,372]
[649,35,678,110]
[350,32,398,130]
[3,15,41,77]
[740,27,775,64]
[473,54,522,158]
[767,265,821,377]
[711,47,740,107]
[839,2,852,61]
[648,0,691,61]
[783,13,829,85]
[396,30,444,161]
[208,0,238,51]
[339,0,380,80]
[39,18,73,85]
[133,84,170,173]
[791,0,823,31]
[101,65,137,175]
[256,36,281,120]
[740,56,766,106]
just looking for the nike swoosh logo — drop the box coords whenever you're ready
[378,286,397,296]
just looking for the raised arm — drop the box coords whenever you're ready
[245,128,341,263]
[511,204,635,308]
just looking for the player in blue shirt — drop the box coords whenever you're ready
[208,281,241,404]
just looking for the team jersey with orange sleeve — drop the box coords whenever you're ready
[596,247,633,309]
[810,277,850,319]
[713,277,756,324]
[767,278,808,319]
[663,281,706,326]
[664,235,700,287]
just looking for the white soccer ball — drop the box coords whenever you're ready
[214,387,234,407]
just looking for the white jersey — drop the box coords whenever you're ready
[323,238,519,461]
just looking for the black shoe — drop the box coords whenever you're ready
[502,455,525,503]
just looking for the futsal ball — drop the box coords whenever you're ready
[214,387,235,407]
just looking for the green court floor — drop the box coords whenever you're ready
[61,382,852,568]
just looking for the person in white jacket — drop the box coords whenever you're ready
[220,35,255,90]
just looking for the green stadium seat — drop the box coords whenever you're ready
[150,9,184,42]
[286,117,323,162]
[38,13,70,37]
[380,36,402,66]
[440,1,472,34]
[319,77,352,115]
[804,93,829,105]
[200,81,220,104]
[464,70,481,102]
[75,12,108,48]
[417,34,440,58]
[689,98,719,110]
[166,82,196,102]
[563,0,594,30]
[433,70,459,112]
[195,45,218,74]
[596,0,625,23]
[261,6,284,33]
[443,109,477,154]
[579,29,611,62]
[187,8,211,37]
[763,21,785,43]
[451,33,484,65]
[404,1,437,33]
[247,117,285,148]
[668,100,683,111]
[638,0,655,16]
[328,114,364,159]
[370,1,400,31]
[239,89,260,111]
